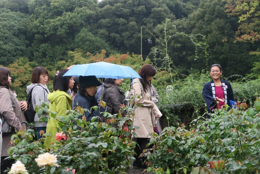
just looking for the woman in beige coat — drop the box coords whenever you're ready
[131,64,162,168]
[0,67,26,173]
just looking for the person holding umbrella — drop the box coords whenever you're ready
[130,64,162,168]
[72,76,102,121]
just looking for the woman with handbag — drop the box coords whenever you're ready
[0,67,25,173]
[203,64,234,113]
[130,64,162,168]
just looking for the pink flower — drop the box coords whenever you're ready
[66,168,76,174]
[243,99,246,101]
[225,85,228,89]
[55,132,68,141]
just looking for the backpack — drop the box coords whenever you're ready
[24,85,46,123]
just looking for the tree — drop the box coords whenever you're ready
[8,58,34,99]
[0,0,30,14]
[223,0,260,43]
[92,0,175,56]
[166,0,199,19]
[223,0,260,77]
[159,0,259,76]
[74,28,114,55]
[27,0,97,65]
[0,8,29,65]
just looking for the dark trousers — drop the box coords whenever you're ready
[35,127,46,140]
[1,156,14,174]
[134,138,150,161]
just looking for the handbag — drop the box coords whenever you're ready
[229,100,237,109]
[0,90,15,134]
[0,115,13,134]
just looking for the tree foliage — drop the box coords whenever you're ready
[27,0,99,65]
[0,8,29,65]
[0,0,30,13]
[152,0,259,76]
[0,0,260,85]
[92,0,175,56]
[224,0,260,43]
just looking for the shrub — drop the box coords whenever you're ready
[8,103,136,174]
[145,98,260,173]
[156,73,260,125]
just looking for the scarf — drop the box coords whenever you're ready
[85,95,98,108]
[211,81,227,104]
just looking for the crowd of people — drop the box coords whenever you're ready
[0,63,234,172]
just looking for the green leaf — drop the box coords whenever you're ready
[50,166,56,173]
[183,168,187,174]
[255,101,260,112]
[167,139,172,146]
[191,167,200,174]
[164,167,169,174]
[248,108,255,116]
[37,108,43,116]
[195,154,200,160]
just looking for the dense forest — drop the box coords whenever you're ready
[0,0,260,98]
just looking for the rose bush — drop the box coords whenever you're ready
[145,98,260,174]
[8,103,136,174]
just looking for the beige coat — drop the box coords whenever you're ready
[0,87,24,156]
[130,79,162,138]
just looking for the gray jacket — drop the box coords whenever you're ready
[0,87,23,156]
[26,84,50,127]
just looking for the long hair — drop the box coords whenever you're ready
[31,66,49,83]
[0,67,11,89]
[53,69,71,92]
[71,77,79,94]
[138,64,156,92]
[79,86,86,97]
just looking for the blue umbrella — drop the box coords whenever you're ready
[63,61,141,79]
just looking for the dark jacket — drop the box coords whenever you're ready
[203,79,234,113]
[103,83,125,115]
[72,92,100,121]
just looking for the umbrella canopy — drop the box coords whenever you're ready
[63,61,141,79]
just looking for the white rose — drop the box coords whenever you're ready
[35,153,58,167]
[8,160,28,174]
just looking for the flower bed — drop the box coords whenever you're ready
[145,98,260,173]
[8,105,135,174]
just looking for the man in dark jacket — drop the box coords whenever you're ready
[102,78,125,115]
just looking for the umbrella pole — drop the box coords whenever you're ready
[141,26,143,65]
